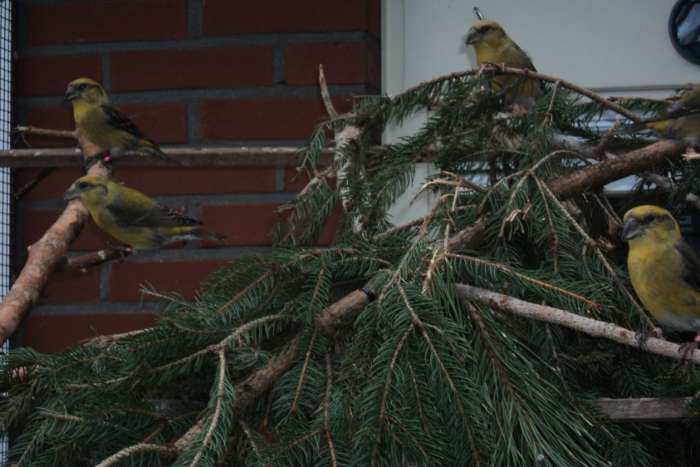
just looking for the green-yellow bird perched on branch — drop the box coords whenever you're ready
[64,176,224,251]
[637,85,700,149]
[623,205,700,355]
[65,78,168,161]
[465,18,541,109]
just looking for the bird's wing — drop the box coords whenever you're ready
[101,104,145,138]
[107,200,201,229]
[508,42,537,72]
[676,241,700,291]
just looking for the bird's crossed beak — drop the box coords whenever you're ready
[63,185,80,201]
[64,86,79,102]
[621,218,644,241]
[465,27,481,45]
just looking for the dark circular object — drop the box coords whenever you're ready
[669,0,700,65]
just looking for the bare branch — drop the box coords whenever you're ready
[95,443,176,467]
[594,397,694,421]
[14,125,77,140]
[318,64,339,119]
[548,140,683,200]
[454,284,700,364]
[56,248,132,273]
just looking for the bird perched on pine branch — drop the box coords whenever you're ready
[636,85,700,152]
[64,78,169,161]
[465,19,541,110]
[622,205,700,356]
[64,175,224,251]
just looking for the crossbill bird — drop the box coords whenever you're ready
[64,78,168,160]
[465,19,541,109]
[64,176,224,251]
[622,205,700,354]
[638,85,700,148]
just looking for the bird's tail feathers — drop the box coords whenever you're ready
[138,139,180,164]
[167,227,226,245]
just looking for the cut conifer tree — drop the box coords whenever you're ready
[4,65,700,466]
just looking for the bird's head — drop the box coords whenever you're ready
[622,205,681,245]
[64,78,108,106]
[64,175,109,203]
[466,19,507,49]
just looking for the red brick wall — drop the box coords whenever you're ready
[13,0,380,352]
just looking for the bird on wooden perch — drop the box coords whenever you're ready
[65,77,172,166]
[623,205,700,356]
[64,175,225,251]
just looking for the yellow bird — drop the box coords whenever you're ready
[64,78,168,160]
[622,205,700,354]
[465,19,541,109]
[64,175,224,251]
[639,85,700,147]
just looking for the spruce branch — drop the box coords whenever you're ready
[94,443,177,467]
[538,179,652,327]
[372,322,414,466]
[187,349,227,467]
[454,284,700,364]
[390,66,643,123]
[446,253,600,309]
[291,328,318,414]
[323,352,339,467]
[396,283,482,466]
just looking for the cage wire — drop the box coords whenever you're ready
[0,1,11,463]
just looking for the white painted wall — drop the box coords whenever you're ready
[385,0,696,95]
[382,0,698,223]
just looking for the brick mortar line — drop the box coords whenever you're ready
[21,192,298,209]
[18,31,374,57]
[29,303,164,316]
[17,83,372,106]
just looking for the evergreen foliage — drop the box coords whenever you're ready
[3,67,700,466]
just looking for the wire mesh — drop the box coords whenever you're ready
[0,1,11,463]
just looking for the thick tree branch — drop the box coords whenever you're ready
[548,140,683,200]
[454,283,700,364]
[0,133,109,346]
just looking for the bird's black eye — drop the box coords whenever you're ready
[642,215,655,224]
[77,181,89,189]
[479,26,492,33]
[77,84,87,91]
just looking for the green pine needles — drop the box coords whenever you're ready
[3,67,700,466]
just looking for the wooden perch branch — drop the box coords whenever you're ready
[594,397,694,422]
[454,283,700,364]
[0,146,334,168]
[548,140,684,199]
[56,248,132,273]
[0,134,109,347]
[13,125,77,140]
